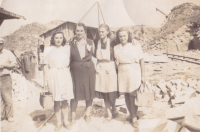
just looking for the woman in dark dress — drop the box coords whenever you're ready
[69,23,96,125]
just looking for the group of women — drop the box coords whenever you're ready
[43,22,145,131]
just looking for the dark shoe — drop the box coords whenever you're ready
[55,124,62,132]
[84,115,92,123]
[103,117,112,124]
[126,117,132,123]
[131,120,139,128]
[63,122,72,130]
[112,110,119,118]
[8,117,14,123]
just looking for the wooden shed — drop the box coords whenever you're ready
[39,21,99,47]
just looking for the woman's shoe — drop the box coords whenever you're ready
[71,112,76,125]
[63,122,72,130]
[126,117,132,123]
[112,110,119,118]
[71,119,76,126]
[103,116,112,124]
[55,124,62,132]
[8,117,14,123]
[84,115,92,123]
[131,120,139,128]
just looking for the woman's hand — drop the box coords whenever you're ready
[44,80,51,93]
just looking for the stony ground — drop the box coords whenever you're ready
[1,51,200,132]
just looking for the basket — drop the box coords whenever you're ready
[39,92,54,110]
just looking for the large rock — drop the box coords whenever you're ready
[179,127,190,132]
[182,114,200,131]
[151,120,181,132]
[157,83,168,94]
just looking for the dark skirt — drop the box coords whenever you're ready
[70,60,96,101]
[95,91,120,100]
[120,88,138,97]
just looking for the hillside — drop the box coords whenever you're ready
[3,20,66,57]
[144,3,200,54]
[160,3,200,36]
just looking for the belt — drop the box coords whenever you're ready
[97,60,112,63]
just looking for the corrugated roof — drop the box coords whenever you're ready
[0,8,26,20]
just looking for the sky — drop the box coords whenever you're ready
[0,0,200,37]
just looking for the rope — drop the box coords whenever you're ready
[98,3,100,26]
[79,2,97,23]
[78,1,105,25]
[98,2,105,24]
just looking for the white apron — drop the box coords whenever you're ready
[95,39,118,93]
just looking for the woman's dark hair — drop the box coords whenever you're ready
[116,27,132,44]
[98,24,110,38]
[73,23,87,35]
[50,31,66,46]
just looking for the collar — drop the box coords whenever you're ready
[120,43,131,47]
[101,37,108,44]
[74,38,87,45]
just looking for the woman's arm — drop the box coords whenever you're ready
[140,58,145,84]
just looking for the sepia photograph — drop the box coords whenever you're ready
[1,0,200,131]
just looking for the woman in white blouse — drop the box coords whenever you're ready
[114,27,145,128]
[43,31,74,131]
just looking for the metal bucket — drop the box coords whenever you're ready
[39,92,54,110]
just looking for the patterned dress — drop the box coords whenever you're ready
[114,42,144,95]
[44,45,74,101]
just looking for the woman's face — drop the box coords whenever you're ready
[54,33,63,46]
[98,27,109,39]
[119,31,129,44]
[75,26,85,39]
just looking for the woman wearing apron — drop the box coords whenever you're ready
[69,23,96,125]
[95,24,119,123]
[43,31,74,131]
[114,27,145,128]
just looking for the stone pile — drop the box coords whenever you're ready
[147,24,194,54]
[11,73,40,101]
[145,77,200,106]
[161,3,200,35]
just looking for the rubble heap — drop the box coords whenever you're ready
[3,22,48,57]
[145,77,200,106]
[11,73,40,101]
[3,20,64,57]
[161,3,200,35]
[146,24,194,53]
[143,3,200,54]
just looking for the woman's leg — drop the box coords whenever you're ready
[104,99,112,117]
[129,95,139,127]
[70,99,78,124]
[85,99,93,116]
[109,96,117,117]
[61,100,70,125]
[84,99,93,123]
[129,95,138,120]
[125,93,132,119]
[54,101,62,126]
[103,99,112,123]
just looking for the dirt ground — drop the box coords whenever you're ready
[1,51,200,132]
